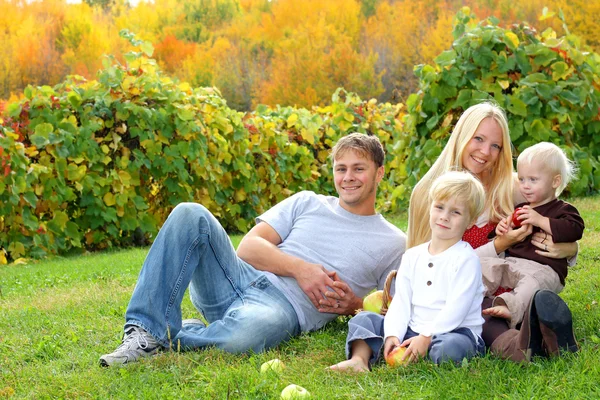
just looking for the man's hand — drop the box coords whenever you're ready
[318,271,361,315]
[293,262,345,310]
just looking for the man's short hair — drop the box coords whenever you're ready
[331,133,385,167]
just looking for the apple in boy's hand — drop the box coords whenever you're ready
[363,290,384,314]
[260,358,285,374]
[280,384,311,399]
[385,346,408,367]
[512,207,523,228]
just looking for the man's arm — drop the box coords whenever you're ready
[236,221,344,310]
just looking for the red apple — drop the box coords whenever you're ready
[385,346,409,367]
[512,207,523,228]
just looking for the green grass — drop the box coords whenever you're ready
[1,197,599,399]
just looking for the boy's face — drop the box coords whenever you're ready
[517,159,561,207]
[429,196,472,244]
[333,149,384,216]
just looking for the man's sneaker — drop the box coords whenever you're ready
[99,326,161,367]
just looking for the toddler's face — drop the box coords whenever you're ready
[517,160,560,207]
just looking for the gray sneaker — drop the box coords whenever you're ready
[99,326,161,367]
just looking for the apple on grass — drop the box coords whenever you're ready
[385,346,409,367]
[280,384,311,399]
[260,358,285,374]
[362,290,385,314]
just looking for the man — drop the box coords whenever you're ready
[100,132,406,366]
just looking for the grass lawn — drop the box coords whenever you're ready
[1,196,599,399]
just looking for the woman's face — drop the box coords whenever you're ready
[461,117,504,179]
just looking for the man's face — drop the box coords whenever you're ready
[333,149,384,216]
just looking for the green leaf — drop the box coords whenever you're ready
[507,96,528,117]
[65,221,82,242]
[551,62,573,81]
[30,123,54,147]
[435,50,457,67]
[140,41,154,57]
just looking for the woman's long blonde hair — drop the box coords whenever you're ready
[406,102,515,248]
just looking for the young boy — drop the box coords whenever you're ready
[482,142,585,328]
[330,171,486,372]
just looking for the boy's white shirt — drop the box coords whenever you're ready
[383,240,485,342]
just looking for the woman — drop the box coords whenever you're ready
[407,102,579,362]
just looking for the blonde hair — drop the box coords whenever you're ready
[407,102,514,248]
[429,171,486,226]
[517,142,576,197]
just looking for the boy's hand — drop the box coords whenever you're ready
[400,334,431,362]
[495,216,510,236]
[383,336,401,359]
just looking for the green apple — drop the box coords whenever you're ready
[385,346,408,367]
[260,358,285,374]
[362,290,385,314]
[280,384,311,399]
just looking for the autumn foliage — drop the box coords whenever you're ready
[1,5,599,262]
[1,0,599,110]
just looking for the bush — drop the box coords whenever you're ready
[0,31,409,262]
[404,7,600,194]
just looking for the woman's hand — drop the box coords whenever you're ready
[493,223,533,253]
[531,232,578,259]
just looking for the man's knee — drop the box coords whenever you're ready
[221,307,298,353]
[171,202,210,221]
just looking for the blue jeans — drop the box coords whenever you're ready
[346,311,485,366]
[125,203,300,353]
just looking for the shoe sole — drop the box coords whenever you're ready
[534,290,578,355]
[526,293,545,360]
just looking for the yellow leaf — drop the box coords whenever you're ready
[0,250,7,265]
[300,128,315,145]
[498,80,510,90]
[505,32,520,49]
[103,192,116,206]
[25,146,39,157]
[287,113,298,127]
[12,257,28,265]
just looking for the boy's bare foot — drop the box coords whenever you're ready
[482,305,511,320]
[328,359,369,373]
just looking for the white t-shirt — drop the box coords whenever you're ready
[384,241,484,341]
[258,191,406,332]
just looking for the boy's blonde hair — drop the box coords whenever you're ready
[517,142,576,196]
[429,171,486,225]
[407,102,514,248]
